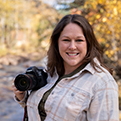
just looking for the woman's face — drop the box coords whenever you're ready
[58,23,87,75]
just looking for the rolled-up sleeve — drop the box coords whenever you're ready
[14,91,28,108]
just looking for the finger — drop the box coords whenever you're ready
[16,90,25,94]
[12,81,15,88]
[13,86,17,91]
[12,79,15,84]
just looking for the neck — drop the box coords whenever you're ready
[64,62,89,76]
[64,65,82,75]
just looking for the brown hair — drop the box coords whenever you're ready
[47,14,112,77]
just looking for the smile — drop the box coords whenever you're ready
[66,53,79,56]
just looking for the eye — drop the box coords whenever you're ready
[63,39,70,42]
[76,39,83,42]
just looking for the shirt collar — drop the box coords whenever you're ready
[66,58,101,78]
[83,58,101,75]
[53,58,101,79]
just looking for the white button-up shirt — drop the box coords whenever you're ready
[18,60,119,121]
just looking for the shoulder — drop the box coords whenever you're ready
[91,67,118,95]
[46,68,59,83]
[84,59,118,93]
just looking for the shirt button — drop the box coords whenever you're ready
[71,93,74,96]
[51,91,54,95]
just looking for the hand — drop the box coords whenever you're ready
[12,82,25,101]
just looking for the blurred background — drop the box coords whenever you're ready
[0,0,121,120]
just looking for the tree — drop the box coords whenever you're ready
[69,0,121,62]
[0,0,61,55]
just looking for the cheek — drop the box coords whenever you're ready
[58,41,62,52]
[58,42,67,52]
[81,43,87,56]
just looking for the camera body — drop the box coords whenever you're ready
[14,66,47,91]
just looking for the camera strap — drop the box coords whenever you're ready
[23,91,29,121]
[23,105,28,121]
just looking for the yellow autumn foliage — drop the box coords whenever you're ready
[0,0,62,54]
[80,0,121,61]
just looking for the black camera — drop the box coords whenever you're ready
[14,66,47,91]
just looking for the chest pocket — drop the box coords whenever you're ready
[69,89,90,109]
[45,86,91,121]
[59,88,91,120]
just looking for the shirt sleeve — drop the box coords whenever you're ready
[14,91,28,108]
[87,78,119,121]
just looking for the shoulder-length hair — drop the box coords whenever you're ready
[47,14,112,77]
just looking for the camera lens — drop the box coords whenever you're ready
[19,78,28,88]
[14,74,36,91]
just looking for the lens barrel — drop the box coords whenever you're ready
[14,74,36,91]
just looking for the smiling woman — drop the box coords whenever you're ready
[58,23,87,75]
[13,14,119,121]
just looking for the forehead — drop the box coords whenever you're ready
[63,23,82,30]
[59,23,84,38]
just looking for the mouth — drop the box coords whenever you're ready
[66,52,79,56]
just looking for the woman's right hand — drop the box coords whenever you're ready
[12,83,25,101]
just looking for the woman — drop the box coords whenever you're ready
[13,14,119,121]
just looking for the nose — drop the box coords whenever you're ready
[69,40,76,50]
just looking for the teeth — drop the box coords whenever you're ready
[68,53,77,56]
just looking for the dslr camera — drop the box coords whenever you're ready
[14,66,47,91]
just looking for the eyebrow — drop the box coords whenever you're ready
[60,35,85,39]
[76,35,85,38]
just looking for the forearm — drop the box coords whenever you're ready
[14,91,28,108]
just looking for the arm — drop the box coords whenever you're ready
[12,84,27,108]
